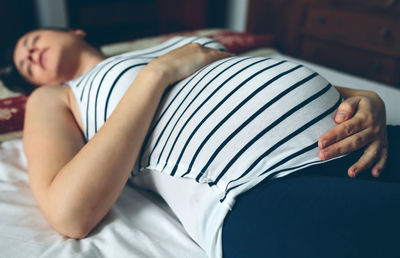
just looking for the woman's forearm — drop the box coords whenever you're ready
[47,67,169,237]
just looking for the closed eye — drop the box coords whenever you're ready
[31,34,40,48]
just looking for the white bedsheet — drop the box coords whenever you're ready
[0,140,206,258]
[1,49,399,258]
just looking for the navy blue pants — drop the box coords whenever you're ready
[222,126,400,258]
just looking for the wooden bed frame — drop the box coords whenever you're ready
[245,0,400,88]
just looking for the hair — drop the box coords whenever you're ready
[0,48,36,95]
[0,27,99,95]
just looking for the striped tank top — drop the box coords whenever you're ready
[66,36,342,257]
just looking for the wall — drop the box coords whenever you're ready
[35,0,68,27]
[225,0,249,32]
[34,0,249,31]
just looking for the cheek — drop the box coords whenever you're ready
[31,57,59,85]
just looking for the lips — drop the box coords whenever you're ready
[38,48,48,70]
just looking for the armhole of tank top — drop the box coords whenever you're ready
[63,84,86,137]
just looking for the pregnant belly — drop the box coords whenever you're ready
[135,57,341,191]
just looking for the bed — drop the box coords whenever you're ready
[1,26,399,258]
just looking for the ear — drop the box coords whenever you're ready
[70,29,87,38]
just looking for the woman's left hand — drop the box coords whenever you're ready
[318,90,388,178]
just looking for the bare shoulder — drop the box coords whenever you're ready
[26,85,69,108]
[24,85,85,190]
[24,85,72,138]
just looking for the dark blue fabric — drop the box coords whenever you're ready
[222,125,400,258]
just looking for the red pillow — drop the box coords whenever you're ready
[165,30,275,54]
[0,95,27,135]
[206,31,275,54]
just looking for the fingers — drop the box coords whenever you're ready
[319,116,366,149]
[183,43,234,66]
[319,92,388,179]
[207,49,234,62]
[334,97,360,123]
[152,43,234,84]
[347,142,387,178]
[200,45,234,61]
[371,147,388,178]
[319,127,373,160]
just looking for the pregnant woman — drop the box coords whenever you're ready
[10,29,399,258]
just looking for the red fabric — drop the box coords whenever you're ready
[0,95,27,134]
[166,30,275,54]
[207,31,275,54]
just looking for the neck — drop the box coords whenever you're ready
[71,46,106,80]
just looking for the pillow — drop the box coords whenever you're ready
[101,29,275,57]
[206,31,275,54]
[0,95,27,142]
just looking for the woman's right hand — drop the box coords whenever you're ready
[318,89,388,178]
[145,43,233,86]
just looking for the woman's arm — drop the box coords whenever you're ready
[23,43,232,238]
[319,86,388,178]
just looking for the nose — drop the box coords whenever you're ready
[26,48,39,64]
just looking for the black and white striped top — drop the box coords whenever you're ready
[66,36,341,209]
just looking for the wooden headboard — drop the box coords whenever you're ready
[245,0,400,88]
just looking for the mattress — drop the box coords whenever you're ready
[1,46,399,258]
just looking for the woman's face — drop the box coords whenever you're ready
[13,29,86,86]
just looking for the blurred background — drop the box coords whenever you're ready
[0,0,249,66]
[1,0,399,87]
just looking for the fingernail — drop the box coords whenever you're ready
[336,112,346,121]
[321,140,328,148]
[352,168,358,177]
[323,151,330,159]
[373,169,380,177]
